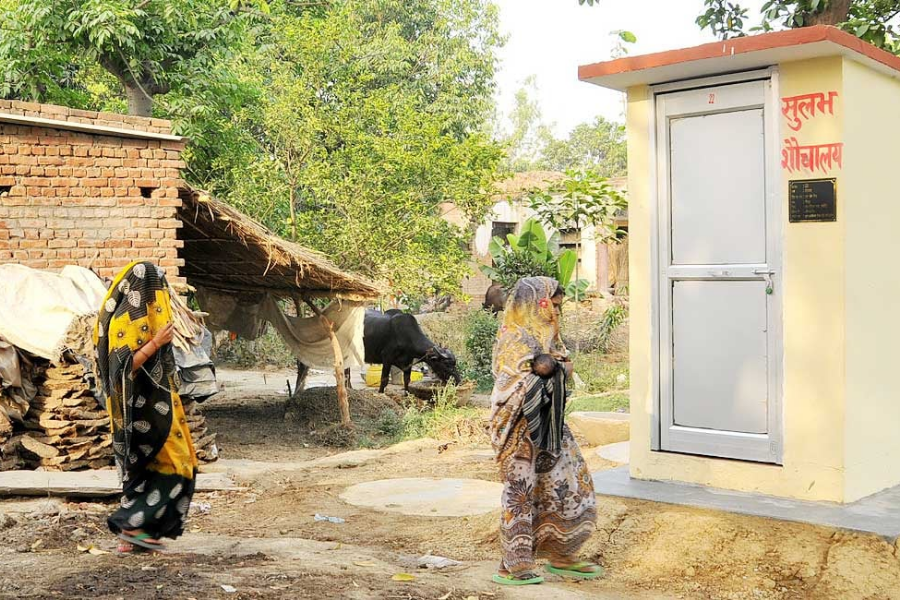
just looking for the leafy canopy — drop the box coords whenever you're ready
[581,0,900,54]
[215,0,504,300]
[0,0,506,301]
[497,79,627,176]
[696,0,900,53]
[0,0,267,115]
[541,117,627,177]
[527,169,628,299]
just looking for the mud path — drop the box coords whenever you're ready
[1,370,898,599]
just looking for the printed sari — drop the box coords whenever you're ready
[489,277,597,577]
[93,261,198,540]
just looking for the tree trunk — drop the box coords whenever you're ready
[807,0,852,26]
[304,298,352,427]
[125,82,154,117]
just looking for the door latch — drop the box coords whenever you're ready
[754,269,775,295]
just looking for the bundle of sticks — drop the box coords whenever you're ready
[0,294,220,471]
[184,399,218,462]
[170,286,207,353]
[10,359,114,471]
[0,337,37,452]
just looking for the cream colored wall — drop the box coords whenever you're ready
[841,59,900,502]
[627,57,851,502]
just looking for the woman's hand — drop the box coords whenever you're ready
[133,323,173,373]
[153,323,175,347]
[561,359,574,378]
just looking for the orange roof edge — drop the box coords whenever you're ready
[579,25,900,89]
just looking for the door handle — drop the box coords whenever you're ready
[754,269,775,294]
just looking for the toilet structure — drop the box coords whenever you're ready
[580,25,900,503]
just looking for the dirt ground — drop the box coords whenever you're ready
[1,368,899,600]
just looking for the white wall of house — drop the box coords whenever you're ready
[442,175,627,303]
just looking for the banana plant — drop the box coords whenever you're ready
[480,218,589,298]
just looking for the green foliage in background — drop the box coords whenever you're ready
[596,303,628,353]
[463,308,499,390]
[479,218,585,297]
[215,326,296,368]
[527,170,628,301]
[584,0,900,56]
[0,0,506,302]
[697,0,900,53]
[0,0,266,115]
[497,80,628,176]
[541,117,627,177]
[212,0,505,300]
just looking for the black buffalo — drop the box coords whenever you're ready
[359,309,461,393]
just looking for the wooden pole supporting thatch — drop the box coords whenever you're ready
[303,297,352,428]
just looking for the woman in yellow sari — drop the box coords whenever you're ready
[94,261,198,552]
[490,277,601,585]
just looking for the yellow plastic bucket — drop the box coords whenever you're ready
[365,365,422,387]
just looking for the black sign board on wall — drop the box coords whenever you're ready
[789,178,837,223]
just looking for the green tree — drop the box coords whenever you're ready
[697,0,900,53]
[215,0,504,300]
[497,75,554,173]
[0,0,268,116]
[540,116,627,177]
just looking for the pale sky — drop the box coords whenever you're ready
[494,0,767,136]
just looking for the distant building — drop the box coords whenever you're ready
[442,171,628,302]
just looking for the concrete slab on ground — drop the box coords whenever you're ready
[340,477,502,517]
[593,466,900,540]
[0,470,240,497]
[597,441,630,464]
[568,411,630,446]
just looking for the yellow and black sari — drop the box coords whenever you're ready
[93,261,198,540]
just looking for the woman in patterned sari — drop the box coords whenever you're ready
[93,261,198,553]
[490,277,601,585]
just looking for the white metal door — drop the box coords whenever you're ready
[655,78,782,464]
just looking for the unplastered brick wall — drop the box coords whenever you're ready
[0,100,186,285]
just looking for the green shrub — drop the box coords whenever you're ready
[479,217,588,299]
[464,309,499,390]
[565,392,629,416]
[374,407,405,438]
[402,383,485,442]
[572,353,629,395]
[597,304,628,352]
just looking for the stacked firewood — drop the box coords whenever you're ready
[2,360,220,470]
[0,290,220,471]
[6,359,114,471]
[184,399,218,462]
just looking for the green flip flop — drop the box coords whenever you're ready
[492,572,545,586]
[117,532,165,551]
[545,562,605,580]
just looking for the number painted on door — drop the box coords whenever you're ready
[708,93,716,104]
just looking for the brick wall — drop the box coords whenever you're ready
[0,100,187,284]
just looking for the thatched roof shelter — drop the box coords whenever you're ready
[177,189,382,302]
